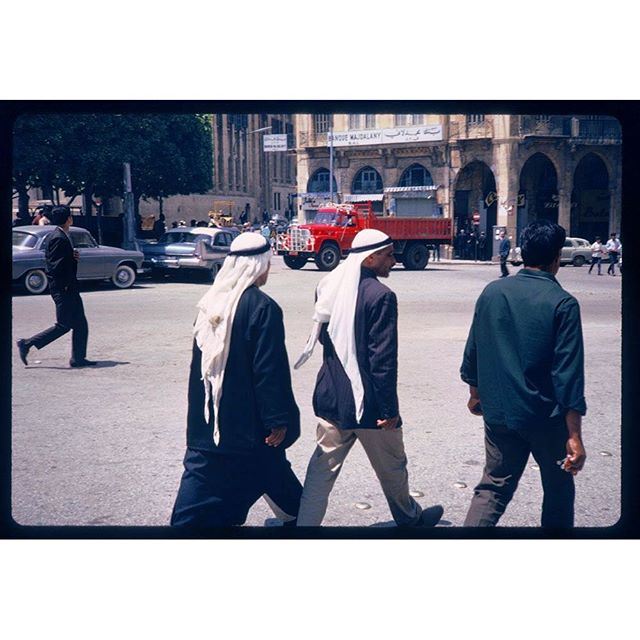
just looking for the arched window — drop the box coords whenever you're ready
[308,168,338,193]
[352,167,383,193]
[398,163,433,187]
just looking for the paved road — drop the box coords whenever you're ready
[11,257,622,529]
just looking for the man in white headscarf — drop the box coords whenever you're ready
[295,228,444,527]
[171,232,303,527]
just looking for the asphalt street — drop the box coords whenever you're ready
[11,257,622,529]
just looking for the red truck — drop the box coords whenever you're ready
[277,202,452,271]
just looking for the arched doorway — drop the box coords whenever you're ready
[307,168,338,195]
[571,153,610,241]
[517,153,558,241]
[391,163,437,217]
[352,166,383,213]
[453,161,497,260]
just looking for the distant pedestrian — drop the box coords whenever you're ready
[498,230,510,277]
[16,206,96,369]
[606,232,621,276]
[588,236,603,275]
[460,220,586,527]
[178,220,186,227]
[171,221,178,229]
[153,213,166,240]
[478,231,487,261]
[294,229,444,528]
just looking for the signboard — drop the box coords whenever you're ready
[264,134,288,152]
[328,125,443,147]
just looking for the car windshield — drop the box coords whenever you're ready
[12,231,39,248]
[158,231,202,244]
[313,212,337,225]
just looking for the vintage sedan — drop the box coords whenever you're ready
[12,225,144,295]
[142,226,236,280]
[510,237,593,267]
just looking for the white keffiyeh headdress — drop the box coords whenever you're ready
[193,233,271,444]
[294,228,393,421]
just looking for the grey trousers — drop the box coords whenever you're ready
[297,418,422,526]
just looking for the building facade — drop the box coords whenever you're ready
[295,113,622,253]
[137,113,297,226]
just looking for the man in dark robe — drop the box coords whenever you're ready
[171,233,302,527]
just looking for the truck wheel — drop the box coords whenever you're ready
[23,269,49,295]
[283,255,308,270]
[402,243,429,270]
[572,255,586,267]
[316,244,341,271]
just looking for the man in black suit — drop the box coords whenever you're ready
[16,206,96,368]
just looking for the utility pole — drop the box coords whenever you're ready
[329,118,334,203]
[122,162,137,250]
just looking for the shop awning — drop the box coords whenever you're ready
[343,193,385,202]
[384,185,439,193]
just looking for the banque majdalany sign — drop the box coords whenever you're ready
[328,125,443,147]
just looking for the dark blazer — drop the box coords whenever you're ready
[499,237,511,258]
[186,285,300,455]
[313,267,401,430]
[45,227,78,293]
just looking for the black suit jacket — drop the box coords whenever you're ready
[45,227,78,293]
[313,267,401,430]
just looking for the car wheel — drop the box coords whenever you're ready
[402,243,429,270]
[572,255,586,267]
[209,263,220,282]
[112,264,136,289]
[283,255,308,270]
[316,243,341,271]
[23,269,49,295]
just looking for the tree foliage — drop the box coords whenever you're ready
[13,113,213,212]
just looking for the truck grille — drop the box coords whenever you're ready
[278,227,314,252]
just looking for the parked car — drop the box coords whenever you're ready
[12,225,144,295]
[142,226,236,280]
[510,236,593,267]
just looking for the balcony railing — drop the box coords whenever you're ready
[572,117,621,143]
[299,131,328,148]
[519,115,572,137]
[448,118,494,140]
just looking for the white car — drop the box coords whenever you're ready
[510,237,593,267]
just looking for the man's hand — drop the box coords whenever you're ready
[467,386,482,416]
[73,249,80,262]
[563,435,586,475]
[265,427,287,447]
[377,416,399,430]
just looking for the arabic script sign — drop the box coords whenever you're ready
[328,125,443,147]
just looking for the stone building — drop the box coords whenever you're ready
[137,113,297,226]
[294,113,622,254]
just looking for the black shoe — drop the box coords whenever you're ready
[418,505,444,527]
[16,339,30,366]
[69,359,97,368]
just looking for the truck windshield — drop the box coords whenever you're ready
[313,212,337,225]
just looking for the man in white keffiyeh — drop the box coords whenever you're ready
[295,229,444,527]
[171,232,303,528]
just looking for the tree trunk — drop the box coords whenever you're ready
[159,195,164,217]
[42,183,54,202]
[83,189,93,218]
[17,185,30,220]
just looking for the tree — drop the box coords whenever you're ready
[12,113,214,218]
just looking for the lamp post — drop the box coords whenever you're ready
[329,119,334,203]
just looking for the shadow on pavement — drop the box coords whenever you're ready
[23,360,130,370]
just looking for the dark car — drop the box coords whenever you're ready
[12,225,144,295]
[142,226,236,281]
